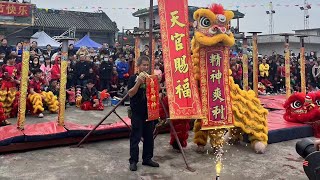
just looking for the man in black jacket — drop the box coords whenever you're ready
[99,55,113,91]
[75,55,90,87]
[43,44,56,59]
[0,39,12,58]
[127,55,159,171]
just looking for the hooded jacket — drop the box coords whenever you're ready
[51,56,61,81]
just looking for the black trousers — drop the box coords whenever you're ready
[100,79,110,91]
[129,113,154,164]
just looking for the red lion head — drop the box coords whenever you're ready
[283,92,318,123]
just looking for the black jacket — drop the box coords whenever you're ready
[0,45,12,57]
[81,87,99,103]
[99,61,113,80]
[74,61,90,80]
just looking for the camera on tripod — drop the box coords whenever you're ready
[296,139,320,180]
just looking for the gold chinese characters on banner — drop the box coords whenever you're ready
[158,0,201,119]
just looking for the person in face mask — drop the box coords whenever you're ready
[99,55,113,91]
[94,57,101,66]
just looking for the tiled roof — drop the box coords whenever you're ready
[132,5,245,19]
[34,9,118,32]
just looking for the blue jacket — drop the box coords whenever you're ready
[116,61,129,79]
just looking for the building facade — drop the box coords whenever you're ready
[132,6,245,48]
[248,33,320,56]
[294,28,320,36]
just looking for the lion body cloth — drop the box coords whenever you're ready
[191,4,269,153]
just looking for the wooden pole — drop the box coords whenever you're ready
[159,98,195,172]
[77,94,129,147]
[134,36,141,73]
[248,32,261,96]
[17,42,30,130]
[148,0,154,74]
[151,38,156,74]
[242,38,249,91]
[298,35,307,93]
[57,39,69,126]
[280,34,292,98]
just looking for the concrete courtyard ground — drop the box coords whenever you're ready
[0,106,310,180]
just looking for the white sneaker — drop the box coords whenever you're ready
[38,113,44,118]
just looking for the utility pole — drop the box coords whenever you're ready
[304,0,310,30]
[266,1,275,35]
[300,0,311,30]
[148,0,154,74]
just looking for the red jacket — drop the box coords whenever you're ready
[51,56,60,81]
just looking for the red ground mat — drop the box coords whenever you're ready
[267,110,307,131]
[23,121,67,135]
[64,118,131,131]
[23,121,68,142]
[63,118,131,138]
[259,95,286,110]
[0,95,314,151]
[0,125,24,146]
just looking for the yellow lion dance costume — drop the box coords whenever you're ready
[28,91,59,115]
[192,4,268,153]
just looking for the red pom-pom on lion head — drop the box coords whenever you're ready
[209,3,224,15]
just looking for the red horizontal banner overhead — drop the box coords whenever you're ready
[0,2,31,17]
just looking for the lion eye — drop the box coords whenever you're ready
[290,101,302,109]
[217,15,226,23]
[316,100,320,106]
[199,17,211,28]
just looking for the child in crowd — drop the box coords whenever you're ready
[40,56,52,85]
[29,56,41,74]
[81,80,104,111]
[0,53,20,120]
[48,80,59,97]
[28,69,59,118]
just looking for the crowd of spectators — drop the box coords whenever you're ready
[230,51,320,94]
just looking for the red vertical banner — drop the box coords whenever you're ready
[199,47,234,130]
[146,75,160,121]
[158,0,202,119]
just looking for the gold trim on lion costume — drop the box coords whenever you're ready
[191,4,268,153]
[0,88,18,117]
[28,91,59,114]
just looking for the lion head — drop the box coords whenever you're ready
[193,4,235,47]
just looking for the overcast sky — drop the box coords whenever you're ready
[32,0,320,34]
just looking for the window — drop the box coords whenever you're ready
[143,18,147,30]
